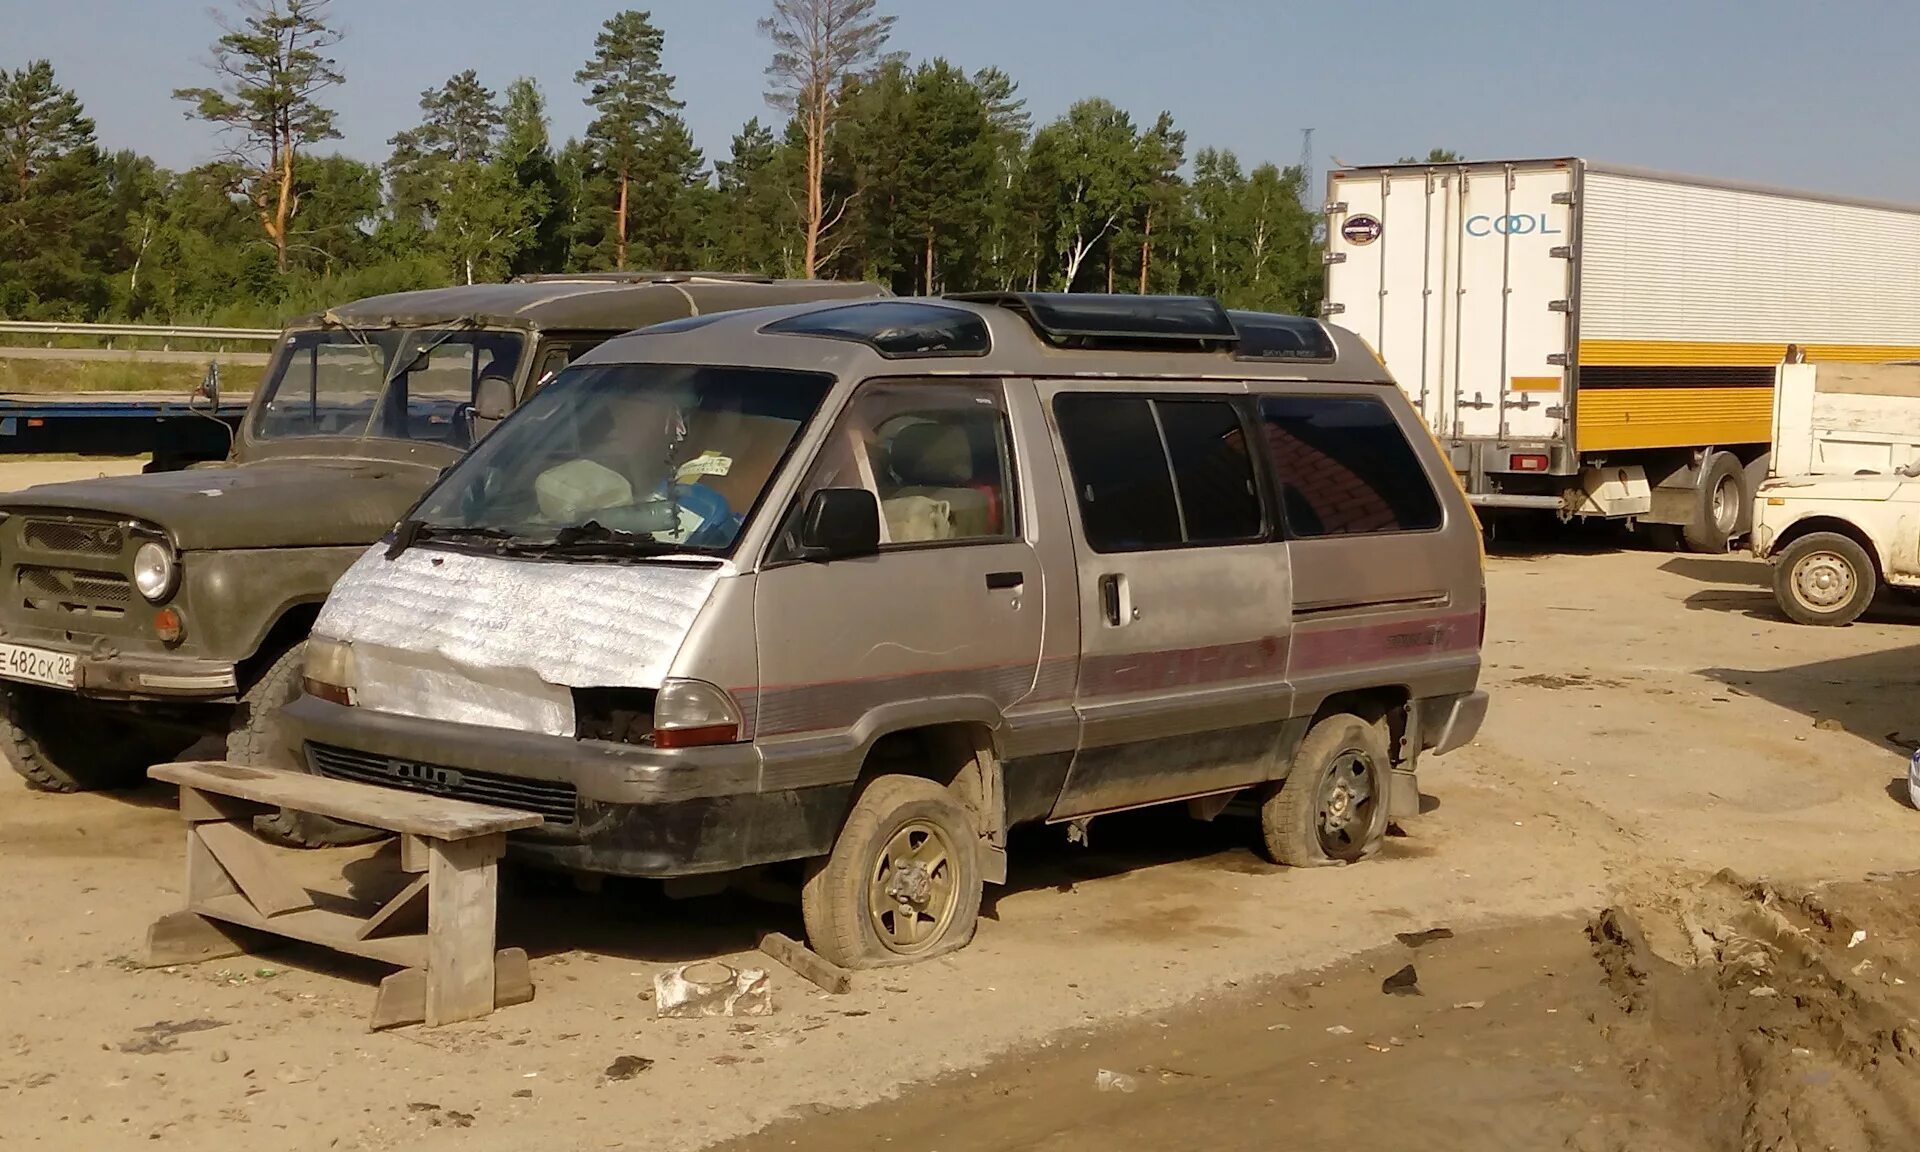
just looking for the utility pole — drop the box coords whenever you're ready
[1298,127,1315,210]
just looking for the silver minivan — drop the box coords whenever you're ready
[284,294,1489,968]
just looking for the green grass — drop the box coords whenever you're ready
[0,359,267,394]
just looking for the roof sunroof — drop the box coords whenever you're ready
[950,292,1238,347]
[762,301,991,359]
[1228,311,1337,362]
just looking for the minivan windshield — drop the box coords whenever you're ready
[409,362,836,555]
[254,327,527,446]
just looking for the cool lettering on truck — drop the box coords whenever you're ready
[1465,213,1562,237]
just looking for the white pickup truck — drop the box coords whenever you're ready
[1751,362,1920,624]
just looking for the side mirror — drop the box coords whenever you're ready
[797,488,880,561]
[194,361,220,409]
[475,376,514,422]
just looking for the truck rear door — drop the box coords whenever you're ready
[1326,161,1576,452]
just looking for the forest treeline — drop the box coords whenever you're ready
[0,0,1456,328]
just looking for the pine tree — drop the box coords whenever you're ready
[575,10,683,270]
[713,117,797,275]
[897,60,992,294]
[0,60,114,317]
[388,70,504,227]
[173,0,345,274]
[500,78,566,275]
[759,0,895,277]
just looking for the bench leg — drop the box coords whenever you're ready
[371,948,533,1031]
[145,910,274,968]
[425,832,505,1026]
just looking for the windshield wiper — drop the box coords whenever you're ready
[385,520,515,560]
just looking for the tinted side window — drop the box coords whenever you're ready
[1257,395,1443,537]
[1157,399,1262,543]
[1052,395,1182,551]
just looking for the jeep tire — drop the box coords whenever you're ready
[2,685,193,793]
[232,642,383,848]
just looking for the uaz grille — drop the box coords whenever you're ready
[305,742,577,826]
[18,564,131,617]
[22,519,127,557]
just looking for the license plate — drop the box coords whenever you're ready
[0,643,77,689]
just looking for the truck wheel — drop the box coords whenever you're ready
[1,686,192,793]
[800,775,983,969]
[230,642,383,849]
[1773,532,1876,626]
[1682,451,1745,554]
[1259,713,1392,866]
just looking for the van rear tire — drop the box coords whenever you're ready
[801,775,983,969]
[1260,714,1392,866]
[1773,533,1876,626]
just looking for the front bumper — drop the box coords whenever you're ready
[0,637,237,700]
[282,695,851,877]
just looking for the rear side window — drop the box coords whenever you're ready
[1257,395,1442,537]
[1053,394,1261,552]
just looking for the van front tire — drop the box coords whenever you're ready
[231,642,383,848]
[1773,533,1876,626]
[801,775,983,969]
[1260,714,1392,866]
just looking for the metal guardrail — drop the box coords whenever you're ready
[0,320,280,345]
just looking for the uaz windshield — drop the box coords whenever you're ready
[255,327,527,445]
[410,362,836,555]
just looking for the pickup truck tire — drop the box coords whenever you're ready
[231,642,384,849]
[1260,713,1392,866]
[1774,532,1876,627]
[1,685,190,793]
[801,775,983,969]
[1682,451,1745,554]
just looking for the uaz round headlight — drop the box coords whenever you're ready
[132,540,176,603]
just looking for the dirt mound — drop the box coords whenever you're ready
[1589,871,1920,1152]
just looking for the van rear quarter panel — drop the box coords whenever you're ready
[1277,385,1485,713]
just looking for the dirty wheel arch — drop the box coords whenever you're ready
[232,641,383,848]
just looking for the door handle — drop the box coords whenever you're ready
[985,571,1025,590]
[1099,574,1133,626]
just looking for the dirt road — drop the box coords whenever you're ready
[4,540,1919,1151]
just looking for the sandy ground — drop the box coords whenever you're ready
[0,458,146,488]
[5,527,1920,1151]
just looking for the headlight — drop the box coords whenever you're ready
[302,635,358,706]
[132,540,177,602]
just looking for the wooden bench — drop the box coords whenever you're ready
[143,761,544,1029]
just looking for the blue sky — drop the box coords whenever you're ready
[7,0,1919,200]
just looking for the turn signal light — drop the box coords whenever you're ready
[1509,453,1550,473]
[301,678,355,707]
[153,607,185,645]
[652,679,743,749]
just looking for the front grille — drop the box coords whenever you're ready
[17,564,131,617]
[22,519,127,557]
[306,742,578,826]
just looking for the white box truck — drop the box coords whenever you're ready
[1324,158,1920,551]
